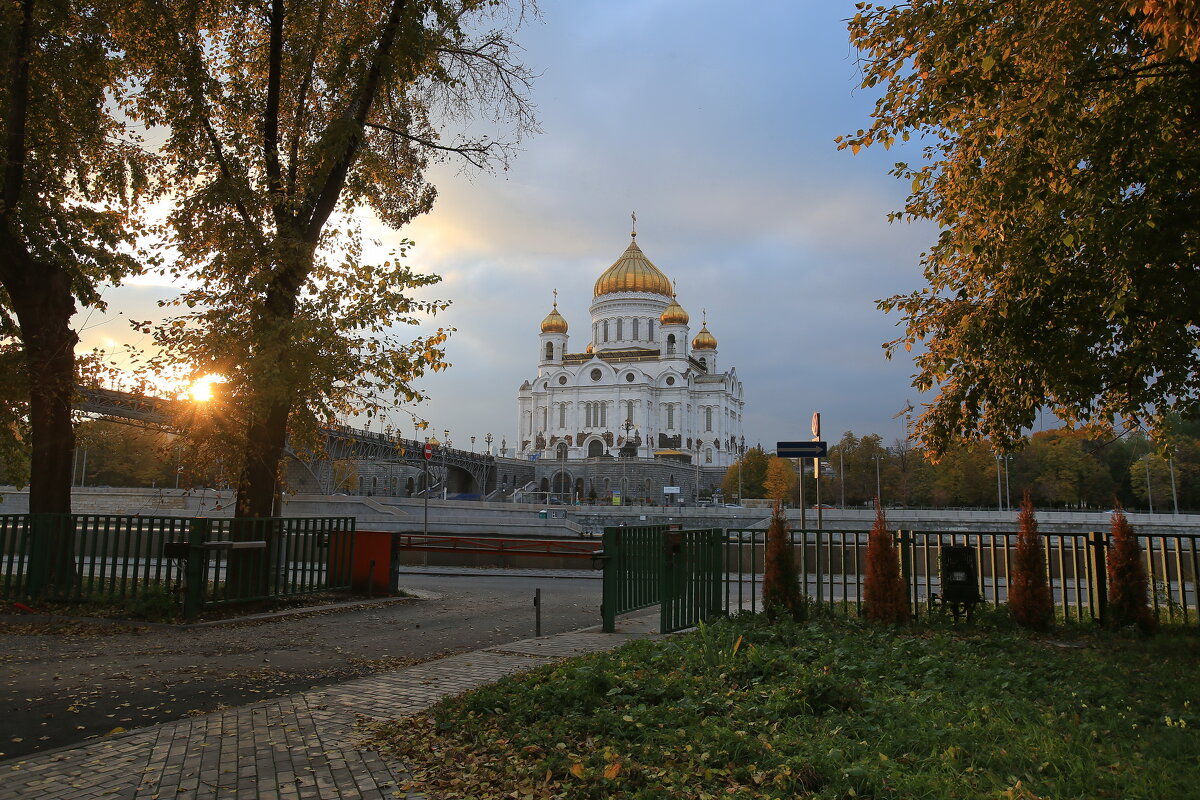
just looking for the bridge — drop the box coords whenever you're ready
[74,386,513,496]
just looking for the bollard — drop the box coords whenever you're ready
[534,587,541,636]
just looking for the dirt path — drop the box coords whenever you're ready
[0,573,601,760]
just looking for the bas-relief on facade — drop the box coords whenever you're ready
[516,230,745,500]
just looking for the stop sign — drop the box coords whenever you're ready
[423,442,433,460]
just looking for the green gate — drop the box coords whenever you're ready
[600,525,725,633]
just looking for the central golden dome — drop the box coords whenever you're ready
[593,235,673,298]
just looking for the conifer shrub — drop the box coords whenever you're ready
[1107,508,1156,633]
[863,503,908,624]
[1008,490,1054,631]
[762,500,806,620]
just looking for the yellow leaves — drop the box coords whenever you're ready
[569,762,585,778]
[603,762,622,780]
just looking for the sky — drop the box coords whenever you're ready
[76,1,938,454]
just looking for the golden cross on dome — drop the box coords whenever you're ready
[702,308,707,325]
[631,211,637,238]
[552,288,558,308]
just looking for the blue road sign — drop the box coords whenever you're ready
[777,441,828,458]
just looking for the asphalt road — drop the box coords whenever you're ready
[0,573,603,760]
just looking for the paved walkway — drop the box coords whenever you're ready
[0,613,661,800]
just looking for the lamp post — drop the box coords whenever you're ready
[872,454,883,505]
[484,432,493,455]
[423,436,430,535]
[471,435,476,453]
[838,447,845,509]
[1003,454,1012,511]
[442,430,450,500]
[1144,453,1154,514]
[1169,448,1179,515]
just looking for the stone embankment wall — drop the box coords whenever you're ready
[4,487,1199,537]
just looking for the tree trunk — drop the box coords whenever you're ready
[228,240,310,597]
[1,241,79,590]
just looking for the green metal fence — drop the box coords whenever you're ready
[599,525,724,633]
[1,514,356,617]
[724,528,1200,625]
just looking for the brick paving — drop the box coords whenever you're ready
[0,613,660,800]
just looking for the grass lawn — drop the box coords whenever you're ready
[368,611,1200,799]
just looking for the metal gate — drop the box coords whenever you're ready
[599,525,725,633]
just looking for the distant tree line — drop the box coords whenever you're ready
[723,421,1200,512]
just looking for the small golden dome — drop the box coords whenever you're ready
[593,235,673,298]
[585,343,594,353]
[692,325,717,350]
[660,296,689,326]
[540,303,568,334]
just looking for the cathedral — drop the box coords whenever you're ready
[516,226,746,504]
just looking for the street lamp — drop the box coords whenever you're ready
[871,454,884,505]
[442,430,451,500]
[484,432,493,455]
[471,435,476,453]
[995,453,1004,511]
[1169,448,1180,515]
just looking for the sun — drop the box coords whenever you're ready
[188,374,227,403]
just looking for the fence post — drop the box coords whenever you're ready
[184,517,210,620]
[1088,530,1108,624]
[601,528,617,632]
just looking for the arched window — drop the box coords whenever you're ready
[666,333,676,354]
[648,319,654,341]
[633,318,639,340]
[588,439,604,457]
[600,403,607,427]
[666,405,675,430]
[706,448,713,464]
[698,357,707,370]
[603,320,609,341]
[705,407,713,432]
[616,318,623,339]
[558,404,566,428]
[545,341,554,360]
[557,442,568,459]
[625,400,634,423]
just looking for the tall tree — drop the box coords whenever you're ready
[123,0,535,517]
[0,0,148,584]
[846,1,1200,455]
[763,456,797,504]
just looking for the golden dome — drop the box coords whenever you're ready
[585,343,594,353]
[593,235,673,298]
[540,303,568,334]
[692,324,717,350]
[660,295,689,325]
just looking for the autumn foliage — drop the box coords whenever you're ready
[1107,508,1156,633]
[863,503,908,624]
[1008,490,1054,631]
[762,500,805,621]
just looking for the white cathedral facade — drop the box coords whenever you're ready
[517,229,745,500]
